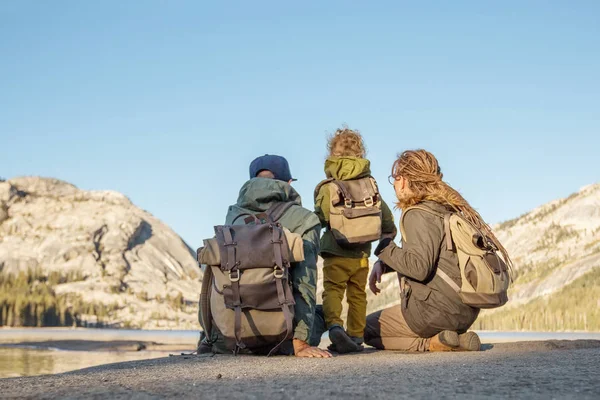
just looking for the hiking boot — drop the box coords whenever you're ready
[428,330,459,352]
[458,331,481,351]
[328,335,365,353]
[327,342,364,353]
[350,336,364,346]
[197,339,213,354]
[329,326,362,354]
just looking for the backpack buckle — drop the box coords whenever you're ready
[273,266,284,279]
[344,198,353,208]
[229,270,240,282]
[364,196,374,207]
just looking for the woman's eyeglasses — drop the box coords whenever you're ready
[388,175,396,186]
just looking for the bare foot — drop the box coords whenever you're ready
[293,339,332,358]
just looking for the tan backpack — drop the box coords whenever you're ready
[197,202,304,355]
[400,205,510,309]
[315,176,382,246]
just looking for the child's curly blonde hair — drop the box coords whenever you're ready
[327,126,366,158]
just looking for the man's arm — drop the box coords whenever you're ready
[376,211,443,282]
[291,225,319,342]
[291,225,331,357]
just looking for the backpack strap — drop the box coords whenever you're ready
[198,257,214,345]
[444,214,454,251]
[356,177,377,206]
[314,178,356,206]
[219,226,245,353]
[436,268,460,293]
[231,212,261,225]
[230,202,294,226]
[400,205,453,251]
[266,201,296,222]
[315,177,379,208]
[268,224,294,356]
[367,176,380,195]
[314,178,334,203]
[330,180,354,206]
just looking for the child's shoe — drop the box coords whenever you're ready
[328,326,362,353]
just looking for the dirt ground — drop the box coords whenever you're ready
[1,340,599,399]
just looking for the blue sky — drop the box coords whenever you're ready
[1,1,599,246]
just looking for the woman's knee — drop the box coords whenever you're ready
[364,312,382,341]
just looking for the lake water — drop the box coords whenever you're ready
[1,328,599,379]
[0,328,200,345]
[0,347,182,379]
[0,328,199,379]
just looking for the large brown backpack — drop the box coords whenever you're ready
[400,205,511,309]
[314,176,382,246]
[197,202,304,355]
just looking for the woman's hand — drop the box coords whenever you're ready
[369,260,385,295]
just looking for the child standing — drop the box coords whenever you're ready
[314,127,396,353]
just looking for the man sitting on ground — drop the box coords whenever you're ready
[198,154,331,358]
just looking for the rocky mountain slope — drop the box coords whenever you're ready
[474,183,600,330]
[0,177,201,329]
[2,176,597,331]
[317,183,600,331]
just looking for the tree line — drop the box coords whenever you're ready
[474,267,599,331]
[0,269,117,327]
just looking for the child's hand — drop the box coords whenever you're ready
[369,261,384,295]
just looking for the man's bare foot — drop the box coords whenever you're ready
[293,339,332,358]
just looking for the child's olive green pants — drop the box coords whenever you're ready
[322,256,369,338]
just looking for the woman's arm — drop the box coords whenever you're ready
[376,210,443,282]
[379,198,397,240]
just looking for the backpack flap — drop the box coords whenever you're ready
[214,223,290,272]
[198,230,303,267]
[330,178,379,208]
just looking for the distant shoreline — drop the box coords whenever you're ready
[0,327,199,347]
[2,327,600,352]
[0,340,191,352]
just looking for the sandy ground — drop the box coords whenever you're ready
[1,340,599,399]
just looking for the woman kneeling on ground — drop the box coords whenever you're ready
[366,149,512,352]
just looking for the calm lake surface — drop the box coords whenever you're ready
[0,347,182,379]
[1,328,599,378]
